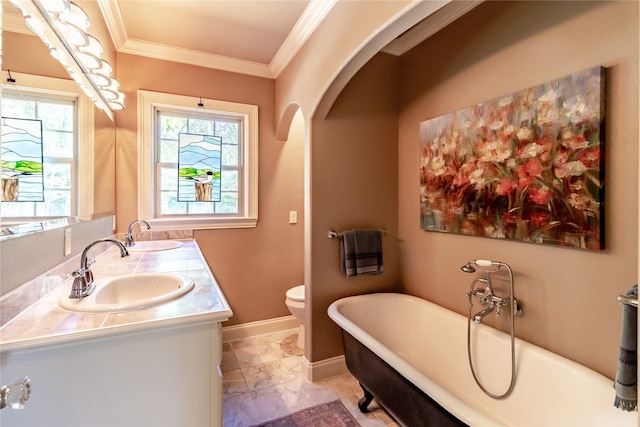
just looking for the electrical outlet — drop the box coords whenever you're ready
[289,210,297,224]
[64,228,72,256]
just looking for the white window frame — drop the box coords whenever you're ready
[1,72,94,219]
[137,90,258,229]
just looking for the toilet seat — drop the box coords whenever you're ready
[286,285,305,302]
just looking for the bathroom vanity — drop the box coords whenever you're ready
[0,239,232,426]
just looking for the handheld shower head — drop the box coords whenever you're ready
[460,262,476,273]
[462,259,512,277]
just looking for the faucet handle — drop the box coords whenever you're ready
[72,258,95,277]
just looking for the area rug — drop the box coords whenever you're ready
[250,399,361,427]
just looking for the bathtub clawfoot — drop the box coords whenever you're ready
[357,383,374,413]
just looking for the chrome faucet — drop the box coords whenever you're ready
[124,219,150,248]
[461,259,522,398]
[467,282,507,324]
[463,260,520,324]
[473,303,501,324]
[69,239,129,299]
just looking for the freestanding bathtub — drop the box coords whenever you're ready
[328,293,636,426]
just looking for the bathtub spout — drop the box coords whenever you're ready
[473,305,495,324]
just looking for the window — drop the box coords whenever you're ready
[1,73,93,221]
[138,90,258,229]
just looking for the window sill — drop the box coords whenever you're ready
[145,217,258,230]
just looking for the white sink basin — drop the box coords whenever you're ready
[59,273,195,312]
[126,240,184,252]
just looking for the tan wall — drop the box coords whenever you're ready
[309,53,400,361]
[93,106,116,215]
[195,109,305,325]
[115,54,305,325]
[397,1,638,379]
[2,32,68,79]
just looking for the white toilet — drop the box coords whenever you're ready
[285,285,305,349]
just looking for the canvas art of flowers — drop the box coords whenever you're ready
[419,66,605,250]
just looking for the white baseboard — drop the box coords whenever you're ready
[222,315,299,342]
[301,354,348,382]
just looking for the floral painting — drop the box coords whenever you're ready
[419,66,605,250]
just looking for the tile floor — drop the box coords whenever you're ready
[222,329,400,427]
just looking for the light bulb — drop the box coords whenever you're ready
[39,0,70,14]
[59,2,89,32]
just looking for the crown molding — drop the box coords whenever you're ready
[381,0,482,56]
[97,0,271,78]
[120,38,274,78]
[97,0,128,49]
[270,0,338,78]
[96,0,336,79]
[10,0,476,77]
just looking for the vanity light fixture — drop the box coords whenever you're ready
[9,0,125,116]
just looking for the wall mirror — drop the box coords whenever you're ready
[1,0,117,241]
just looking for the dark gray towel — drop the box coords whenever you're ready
[614,284,638,411]
[340,229,383,277]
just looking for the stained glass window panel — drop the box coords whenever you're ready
[177,133,222,202]
[1,117,44,202]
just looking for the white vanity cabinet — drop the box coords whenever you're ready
[0,321,224,427]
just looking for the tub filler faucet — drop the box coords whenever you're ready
[466,281,509,324]
[460,259,522,399]
[124,219,150,248]
[462,260,520,324]
[472,300,505,324]
[69,239,129,299]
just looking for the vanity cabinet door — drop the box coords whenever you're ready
[0,322,222,427]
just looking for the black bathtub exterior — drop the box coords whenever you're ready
[342,331,468,427]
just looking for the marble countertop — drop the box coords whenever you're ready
[0,239,233,352]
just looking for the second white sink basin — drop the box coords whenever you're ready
[59,273,195,312]
[127,240,184,252]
